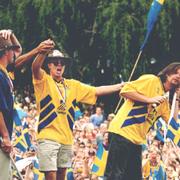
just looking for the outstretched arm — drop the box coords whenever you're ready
[32,39,55,80]
[95,83,124,96]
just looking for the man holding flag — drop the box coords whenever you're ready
[105,62,180,180]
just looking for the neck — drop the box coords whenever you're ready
[163,81,171,92]
[53,76,63,83]
[0,58,8,69]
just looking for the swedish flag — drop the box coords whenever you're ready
[33,160,45,180]
[166,117,180,147]
[23,122,32,148]
[91,143,108,177]
[140,0,165,50]
[13,131,28,152]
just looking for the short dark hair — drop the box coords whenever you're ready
[158,62,180,83]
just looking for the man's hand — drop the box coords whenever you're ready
[147,96,167,104]
[0,29,13,40]
[35,39,55,54]
[0,29,22,57]
[0,136,12,154]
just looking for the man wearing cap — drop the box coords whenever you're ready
[32,40,124,180]
[0,30,22,180]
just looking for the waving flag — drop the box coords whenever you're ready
[91,143,108,177]
[14,132,28,152]
[166,116,180,147]
[33,159,45,180]
[166,93,180,147]
[140,0,165,50]
[23,122,32,148]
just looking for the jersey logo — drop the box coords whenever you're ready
[57,100,66,114]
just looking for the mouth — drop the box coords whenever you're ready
[56,68,62,75]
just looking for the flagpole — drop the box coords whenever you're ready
[114,50,143,114]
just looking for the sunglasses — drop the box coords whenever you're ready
[49,59,66,66]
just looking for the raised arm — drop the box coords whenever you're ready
[15,39,55,68]
[0,29,22,58]
[32,39,54,80]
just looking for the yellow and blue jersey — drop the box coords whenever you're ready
[109,74,170,145]
[33,70,97,145]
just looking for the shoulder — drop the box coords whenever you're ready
[0,71,6,84]
[139,74,158,80]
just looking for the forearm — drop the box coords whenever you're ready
[15,48,38,68]
[32,53,47,80]
[0,112,9,138]
[95,83,123,96]
[121,91,150,103]
[11,33,22,57]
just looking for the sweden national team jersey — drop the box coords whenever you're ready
[33,70,97,145]
[109,74,170,145]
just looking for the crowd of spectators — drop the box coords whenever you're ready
[10,88,180,180]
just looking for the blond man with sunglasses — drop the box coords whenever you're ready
[32,39,124,180]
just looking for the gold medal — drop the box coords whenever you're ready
[54,79,67,114]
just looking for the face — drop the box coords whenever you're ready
[48,59,66,79]
[96,107,102,115]
[167,68,180,87]
[6,49,15,64]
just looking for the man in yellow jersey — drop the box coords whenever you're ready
[105,62,180,180]
[31,39,124,180]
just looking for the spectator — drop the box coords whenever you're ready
[90,106,104,127]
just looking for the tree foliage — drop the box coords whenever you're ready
[0,0,180,84]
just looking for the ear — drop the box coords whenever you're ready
[48,63,52,69]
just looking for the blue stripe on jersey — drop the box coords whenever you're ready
[128,106,147,116]
[133,101,147,107]
[38,112,57,133]
[121,116,146,128]
[69,107,75,119]
[40,95,52,109]
[72,99,77,107]
[67,115,74,131]
[39,103,55,121]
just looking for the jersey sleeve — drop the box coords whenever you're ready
[0,77,8,112]
[74,80,97,105]
[32,69,47,85]
[120,75,160,97]
[32,69,48,100]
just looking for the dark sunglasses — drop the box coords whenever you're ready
[49,59,66,66]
